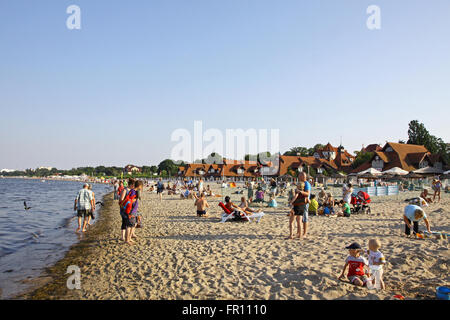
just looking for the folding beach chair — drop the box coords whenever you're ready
[218,202,265,223]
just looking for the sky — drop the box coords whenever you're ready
[0,0,449,170]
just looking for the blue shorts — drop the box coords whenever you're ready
[293,204,309,223]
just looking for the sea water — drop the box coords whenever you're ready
[0,178,112,299]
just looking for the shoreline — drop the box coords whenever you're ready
[14,192,116,300]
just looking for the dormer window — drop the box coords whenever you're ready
[386,147,393,152]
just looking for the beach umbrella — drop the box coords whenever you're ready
[331,172,347,178]
[413,166,444,175]
[357,168,382,176]
[440,173,450,180]
[382,167,409,176]
[358,173,379,180]
[404,172,422,179]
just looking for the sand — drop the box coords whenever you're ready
[22,184,449,300]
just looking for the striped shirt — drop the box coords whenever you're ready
[77,188,93,210]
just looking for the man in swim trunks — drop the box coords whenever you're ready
[194,192,210,217]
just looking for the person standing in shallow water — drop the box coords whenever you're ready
[74,183,94,233]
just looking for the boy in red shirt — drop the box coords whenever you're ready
[339,242,370,287]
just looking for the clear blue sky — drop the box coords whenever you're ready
[1,0,449,170]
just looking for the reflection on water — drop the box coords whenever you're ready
[0,178,112,299]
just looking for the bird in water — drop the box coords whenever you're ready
[96,201,104,207]
[24,201,32,210]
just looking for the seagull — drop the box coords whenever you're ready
[24,201,32,210]
[95,201,104,207]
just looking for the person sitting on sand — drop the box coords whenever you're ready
[254,188,265,203]
[339,242,370,287]
[238,197,262,215]
[308,194,319,216]
[225,195,247,212]
[206,185,214,197]
[317,188,327,207]
[267,195,278,208]
[193,192,210,217]
[419,189,433,204]
[322,193,335,216]
[337,200,351,217]
[403,204,431,237]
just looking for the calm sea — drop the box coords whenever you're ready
[0,178,112,299]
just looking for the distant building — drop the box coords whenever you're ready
[179,158,276,180]
[0,169,15,173]
[124,165,142,174]
[38,166,54,171]
[361,144,383,153]
[352,142,448,173]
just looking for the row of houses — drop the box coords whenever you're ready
[176,142,448,179]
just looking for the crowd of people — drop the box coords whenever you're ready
[71,172,445,290]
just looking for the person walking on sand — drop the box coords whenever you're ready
[287,172,311,240]
[113,180,119,200]
[157,178,164,201]
[74,183,95,233]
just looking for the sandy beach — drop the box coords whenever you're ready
[21,184,449,300]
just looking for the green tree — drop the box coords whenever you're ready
[283,147,309,156]
[407,120,449,163]
[352,152,374,169]
[158,159,178,176]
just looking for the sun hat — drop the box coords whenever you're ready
[345,242,362,250]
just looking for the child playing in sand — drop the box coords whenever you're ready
[419,189,433,204]
[337,200,351,217]
[308,194,318,216]
[366,239,386,290]
[339,242,370,287]
[193,192,210,217]
[267,195,278,208]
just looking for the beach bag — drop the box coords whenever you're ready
[119,190,136,216]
